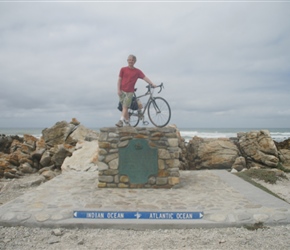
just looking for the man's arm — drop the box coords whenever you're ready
[143,76,157,88]
[117,77,122,96]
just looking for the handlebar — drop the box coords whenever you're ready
[146,83,164,94]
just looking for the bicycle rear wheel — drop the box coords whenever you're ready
[148,97,171,127]
[128,109,140,127]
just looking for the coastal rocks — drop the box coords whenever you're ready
[1,122,290,182]
[38,119,98,172]
[238,130,279,168]
[182,129,288,171]
[185,137,239,170]
[0,118,99,180]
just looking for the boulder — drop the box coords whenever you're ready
[31,137,46,161]
[40,150,52,167]
[19,162,35,174]
[31,148,46,161]
[9,139,23,153]
[23,134,37,152]
[275,138,290,150]
[279,149,290,170]
[186,137,239,170]
[61,140,99,172]
[51,144,73,168]
[70,125,99,142]
[42,121,77,147]
[238,130,279,168]
[0,135,23,154]
[232,156,247,171]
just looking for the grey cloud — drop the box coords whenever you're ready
[0,2,289,128]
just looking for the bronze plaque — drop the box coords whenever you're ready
[119,139,158,184]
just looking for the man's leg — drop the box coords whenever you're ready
[116,91,132,127]
[122,106,129,121]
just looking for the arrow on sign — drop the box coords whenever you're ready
[135,212,142,219]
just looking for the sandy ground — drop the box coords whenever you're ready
[253,172,290,204]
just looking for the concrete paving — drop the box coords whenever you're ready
[0,170,290,229]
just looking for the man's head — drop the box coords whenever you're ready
[127,54,136,68]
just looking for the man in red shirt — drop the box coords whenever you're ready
[116,55,157,127]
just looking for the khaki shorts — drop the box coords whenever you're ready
[119,91,133,108]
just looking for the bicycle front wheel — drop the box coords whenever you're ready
[129,109,140,127]
[148,97,171,127]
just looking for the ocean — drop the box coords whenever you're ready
[1,127,289,142]
[179,128,290,142]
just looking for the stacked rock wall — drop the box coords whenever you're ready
[97,127,180,188]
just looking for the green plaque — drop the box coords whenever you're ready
[119,139,158,184]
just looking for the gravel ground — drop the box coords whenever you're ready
[1,225,290,250]
[1,173,290,250]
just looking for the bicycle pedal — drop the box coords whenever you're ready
[143,121,149,126]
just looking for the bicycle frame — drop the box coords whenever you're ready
[129,83,170,127]
[135,90,154,117]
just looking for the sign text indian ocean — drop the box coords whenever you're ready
[73,211,204,220]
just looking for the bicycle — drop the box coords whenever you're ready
[128,83,171,127]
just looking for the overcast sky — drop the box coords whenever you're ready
[1,1,289,129]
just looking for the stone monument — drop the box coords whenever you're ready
[97,127,180,188]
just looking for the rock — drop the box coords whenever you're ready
[23,134,37,151]
[69,125,99,142]
[42,121,77,147]
[18,174,46,188]
[232,156,246,171]
[279,149,290,170]
[0,135,23,153]
[19,162,35,174]
[7,154,18,167]
[51,144,73,168]
[38,165,55,174]
[4,171,20,179]
[9,138,23,153]
[275,138,290,150]
[31,148,45,161]
[186,137,239,170]
[70,117,80,126]
[0,118,98,180]
[61,140,99,172]
[39,150,52,167]
[51,228,64,236]
[41,170,58,180]
[231,168,238,173]
[238,130,279,168]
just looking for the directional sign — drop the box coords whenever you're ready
[73,211,204,220]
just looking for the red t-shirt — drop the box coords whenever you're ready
[119,67,145,92]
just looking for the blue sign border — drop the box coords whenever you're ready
[73,211,204,220]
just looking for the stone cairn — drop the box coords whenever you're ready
[97,126,181,188]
